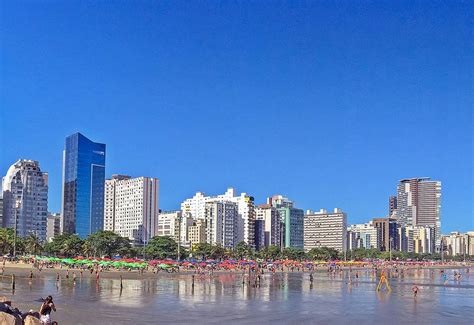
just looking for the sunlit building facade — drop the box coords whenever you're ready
[2,160,48,241]
[181,188,255,247]
[61,132,106,238]
[104,176,159,245]
[304,208,347,252]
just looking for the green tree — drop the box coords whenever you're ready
[258,245,281,260]
[282,247,306,260]
[235,241,253,259]
[209,244,226,260]
[192,243,226,260]
[44,233,84,257]
[23,233,43,255]
[144,236,177,259]
[84,231,131,257]
[0,228,15,255]
[307,246,339,261]
[193,243,213,260]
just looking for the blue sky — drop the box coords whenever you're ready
[1,1,472,232]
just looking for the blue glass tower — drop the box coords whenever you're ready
[61,132,106,238]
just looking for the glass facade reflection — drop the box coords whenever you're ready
[61,132,106,238]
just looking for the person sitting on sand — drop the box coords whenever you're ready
[39,295,56,325]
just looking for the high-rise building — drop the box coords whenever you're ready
[373,218,398,252]
[179,215,194,248]
[389,196,397,217]
[413,226,436,254]
[157,210,182,242]
[181,188,255,247]
[204,201,238,249]
[188,219,206,246]
[254,219,265,251]
[396,178,441,249]
[2,160,48,241]
[46,213,61,242]
[103,176,159,245]
[268,195,303,249]
[443,232,470,256]
[104,175,131,231]
[267,195,294,208]
[304,208,347,252]
[398,225,414,252]
[61,133,106,237]
[0,196,3,227]
[347,222,378,250]
[467,232,474,256]
[255,204,282,248]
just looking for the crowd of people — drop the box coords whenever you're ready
[1,256,471,324]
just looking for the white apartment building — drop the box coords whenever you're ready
[205,201,238,249]
[443,232,470,256]
[157,210,181,242]
[179,215,194,248]
[304,208,347,252]
[398,224,436,253]
[347,222,378,250]
[2,160,48,241]
[104,175,131,231]
[413,226,436,254]
[181,188,255,247]
[104,175,159,245]
[46,213,61,242]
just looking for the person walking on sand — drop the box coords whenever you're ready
[39,295,56,324]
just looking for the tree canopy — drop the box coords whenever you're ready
[84,231,131,257]
[144,236,178,259]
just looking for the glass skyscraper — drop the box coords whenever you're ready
[61,132,106,238]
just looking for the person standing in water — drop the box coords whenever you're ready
[39,295,56,324]
[412,285,419,298]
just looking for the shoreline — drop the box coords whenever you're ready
[1,262,472,280]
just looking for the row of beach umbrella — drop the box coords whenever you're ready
[33,256,434,269]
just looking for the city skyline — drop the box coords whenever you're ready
[0,132,471,233]
[1,2,472,233]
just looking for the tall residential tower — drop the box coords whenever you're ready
[2,160,48,241]
[396,178,441,249]
[104,176,159,245]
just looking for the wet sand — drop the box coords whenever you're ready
[1,266,473,324]
[2,261,472,280]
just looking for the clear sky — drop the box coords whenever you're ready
[1,1,472,232]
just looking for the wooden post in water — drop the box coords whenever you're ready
[11,274,15,291]
[120,275,123,289]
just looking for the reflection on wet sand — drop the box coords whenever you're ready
[0,268,473,324]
